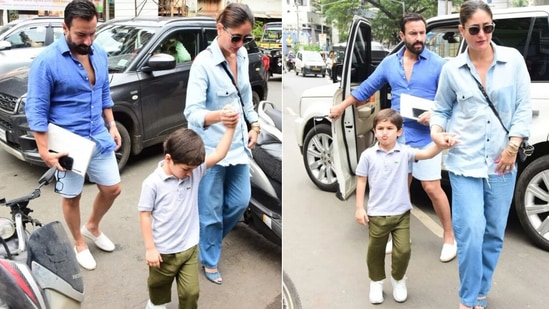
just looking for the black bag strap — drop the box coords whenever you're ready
[220,62,249,124]
[466,65,510,134]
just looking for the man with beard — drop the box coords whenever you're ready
[330,12,456,267]
[26,0,121,271]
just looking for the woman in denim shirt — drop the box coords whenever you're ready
[184,3,259,285]
[430,1,531,309]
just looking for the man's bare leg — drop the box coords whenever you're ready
[83,183,121,236]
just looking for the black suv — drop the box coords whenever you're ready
[0,16,268,171]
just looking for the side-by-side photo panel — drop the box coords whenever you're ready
[282,1,549,309]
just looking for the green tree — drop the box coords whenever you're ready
[321,0,464,45]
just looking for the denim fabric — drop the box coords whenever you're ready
[197,164,250,268]
[431,43,531,179]
[367,211,411,281]
[55,149,120,198]
[184,37,257,166]
[449,171,516,307]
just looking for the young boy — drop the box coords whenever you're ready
[138,109,236,309]
[355,109,455,304]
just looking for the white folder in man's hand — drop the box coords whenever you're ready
[400,93,434,120]
[47,123,96,176]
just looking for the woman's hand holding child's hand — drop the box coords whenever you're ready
[220,105,239,128]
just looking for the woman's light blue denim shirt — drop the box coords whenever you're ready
[184,37,258,166]
[431,43,531,178]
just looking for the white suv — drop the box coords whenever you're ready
[294,9,549,251]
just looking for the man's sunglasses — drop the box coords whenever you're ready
[224,27,254,44]
[464,23,495,35]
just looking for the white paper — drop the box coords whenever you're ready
[400,93,434,120]
[47,123,96,176]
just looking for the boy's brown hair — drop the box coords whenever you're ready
[374,108,403,130]
[163,128,205,165]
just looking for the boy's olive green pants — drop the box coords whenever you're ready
[367,211,411,281]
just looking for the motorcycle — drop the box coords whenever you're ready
[0,166,84,308]
[285,52,295,72]
[245,101,282,246]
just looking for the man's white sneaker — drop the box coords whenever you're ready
[369,280,384,304]
[391,276,407,303]
[440,240,457,262]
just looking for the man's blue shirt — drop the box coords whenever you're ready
[26,37,115,154]
[351,47,446,147]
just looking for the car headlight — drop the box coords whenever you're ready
[17,96,26,114]
[0,217,16,240]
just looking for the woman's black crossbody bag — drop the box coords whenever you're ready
[468,69,534,162]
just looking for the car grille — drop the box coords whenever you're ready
[0,118,12,131]
[0,93,18,114]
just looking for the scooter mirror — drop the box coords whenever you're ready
[38,166,57,186]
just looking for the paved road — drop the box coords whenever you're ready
[282,71,549,308]
[0,77,282,309]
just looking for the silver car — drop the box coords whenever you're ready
[0,17,64,77]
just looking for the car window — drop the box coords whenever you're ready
[493,16,549,82]
[4,24,60,49]
[203,29,216,49]
[245,39,260,54]
[154,30,199,63]
[425,27,462,59]
[303,52,322,62]
[95,24,157,72]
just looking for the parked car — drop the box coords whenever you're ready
[295,50,326,77]
[0,17,64,76]
[295,9,549,251]
[0,16,268,171]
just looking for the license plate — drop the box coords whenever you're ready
[312,67,320,71]
[0,128,5,142]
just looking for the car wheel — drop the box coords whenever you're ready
[302,123,338,192]
[114,122,131,171]
[322,74,326,78]
[514,155,549,251]
[295,70,298,76]
[252,91,260,111]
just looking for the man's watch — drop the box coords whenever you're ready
[251,122,261,134]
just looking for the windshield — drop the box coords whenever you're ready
[94,24,157,72]
[0,21,19,38]
[303,52,322,62]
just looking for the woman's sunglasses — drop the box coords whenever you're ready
[224,27,254,44]
[464,23,495,35]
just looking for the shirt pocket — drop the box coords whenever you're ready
[216,88,238,108]
[456,91,478,118]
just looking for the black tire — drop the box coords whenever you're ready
[322,74,326,78]
[295,70,298,76]
[514,155,549,251]
[252,91,260,111]
[282,272,302,309]
[114,122,131,171]
[302,123,338,192]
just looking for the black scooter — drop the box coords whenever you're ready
[245,101,282,246]
[0,167,84,308]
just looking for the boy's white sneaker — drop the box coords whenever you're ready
[369,280,384,304]
[391,276,408,303]
[146,299,167,309]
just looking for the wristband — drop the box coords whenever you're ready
[107,120,116,128]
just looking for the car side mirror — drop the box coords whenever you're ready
[0,40,12,51]
[332,64,343,83]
